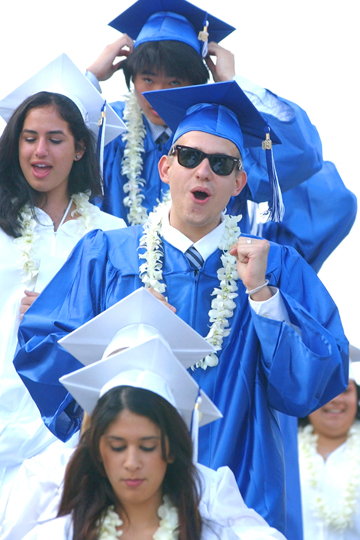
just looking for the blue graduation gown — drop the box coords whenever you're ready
[260,161,357,273]
[14,226,348,535]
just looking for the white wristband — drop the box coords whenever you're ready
[245,279,269,296]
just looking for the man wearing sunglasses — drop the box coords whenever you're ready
[15,81,348,538]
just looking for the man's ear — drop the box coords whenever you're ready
[158,155,172,185]
[232,170,247,197]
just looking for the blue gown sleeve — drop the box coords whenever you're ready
[14,230,113,442]
[241,93,323,204]
[252,243,348,416]
[259,161,357,272]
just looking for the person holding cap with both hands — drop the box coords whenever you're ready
[87,0,339,236]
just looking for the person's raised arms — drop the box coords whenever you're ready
[230,237,273,302]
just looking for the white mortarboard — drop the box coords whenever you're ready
[0,53,125,146]
[349,344,360,385]
[59,287,213,368]
[59,335,222,430]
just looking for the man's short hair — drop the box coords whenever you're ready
[122,40,210,89]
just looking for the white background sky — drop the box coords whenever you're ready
[1,0,358,345]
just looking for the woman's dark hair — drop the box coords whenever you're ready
[0,91,102,238]
[122,40,209,89]
[58,386,202,540]
[298,380,360,428]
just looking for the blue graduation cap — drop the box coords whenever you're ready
[109,0,235,57]
[143,81,284,221]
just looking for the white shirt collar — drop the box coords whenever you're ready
[161,206,225,261]
[146,118,172,142]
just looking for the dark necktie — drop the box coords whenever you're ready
[185,246,204,271]
[155,131,170,151]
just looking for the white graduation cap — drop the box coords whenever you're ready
[349,344,360,385]
[0,53,125,146]
[59,335,222,431]
[59,287,214,368]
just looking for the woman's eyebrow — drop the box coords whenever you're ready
[106,435,160,441]
[22,129,66,135]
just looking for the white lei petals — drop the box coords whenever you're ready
[13,205,40,282]
[99,506,123,539]
[139,203,242,370]
[121,91,172,226]
[154,495,179,540]
[70,191,102,236]
[99,497,179,540]
[299,422,360,531]
[14,192,99,283]
[121,91,148,225]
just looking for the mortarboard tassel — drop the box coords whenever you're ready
[190,391,202,463]
[262,126,285,222]
[97,101,107,195]
[198,16,209,58]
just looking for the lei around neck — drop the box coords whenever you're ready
[121,91,171,226]
[139,202,242,370]
[14,192,100,283]
[121,91,148,225]
[299,422,360,531]
[98,495,179,539]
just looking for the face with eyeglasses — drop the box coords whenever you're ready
[159,131,247,242]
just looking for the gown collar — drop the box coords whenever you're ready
[161,207,225,262]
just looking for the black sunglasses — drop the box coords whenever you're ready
[170,145,242,176]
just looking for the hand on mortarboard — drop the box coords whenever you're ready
[205,42,235,83]
[87,34,134,82]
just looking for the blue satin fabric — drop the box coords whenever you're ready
[14,226,348,535]
[98,95,323,225]
[278,413,303,540]
[260,161,357,273]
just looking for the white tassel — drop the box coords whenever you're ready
[191,395,202,463]
[98,102,107,195]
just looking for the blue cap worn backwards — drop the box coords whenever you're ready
[144,81,285,221]
[109,0,235,57]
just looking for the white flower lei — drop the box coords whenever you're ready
[121,91,148,225]
[98,496,179,540]
[121,91,172,226]
[14,192,100,283]
[139,202,241,370]
[299,422,360,531]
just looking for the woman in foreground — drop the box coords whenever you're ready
[20,325,286,540]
